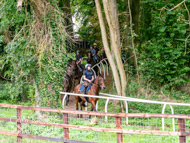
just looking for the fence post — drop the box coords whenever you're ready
[178,118,186,143]
[63,113,69,140]
[17,108,22,143]
[115,117,123,143]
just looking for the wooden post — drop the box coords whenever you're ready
[63,113,69,139]
[178,118,186,143]
[17,108,22,143]
[115,117,123,143]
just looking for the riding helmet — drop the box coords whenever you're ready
[85,64,91,69]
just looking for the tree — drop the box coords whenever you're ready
[0,0,74,108]
[103,0,127,99]
[95,0,122,98]
[132,0,140,44]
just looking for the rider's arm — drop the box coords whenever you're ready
[92,49,96,56]
[76,58,81,64]
[76,55,82,64]
[83,75,90,82]
[90,75,94,82]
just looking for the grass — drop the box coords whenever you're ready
[1,72,190,142]
[0,108,190,143]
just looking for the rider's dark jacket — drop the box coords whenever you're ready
[83,70,94,80]
[89,48,96,55]
[76,54,82,64]
[94,47,99,54]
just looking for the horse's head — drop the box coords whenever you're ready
[97,73,105,90]
[66,62,74,77]
[87,51,92,63]
[70,60,78,71]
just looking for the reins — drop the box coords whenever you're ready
[90,76,103,88]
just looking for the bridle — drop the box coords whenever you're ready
[91,76,104,88]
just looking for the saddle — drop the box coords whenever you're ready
[79,84,92,102]
[79,84,92,94]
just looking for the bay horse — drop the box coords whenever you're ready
[87,51,99,75]
[61,62,74,106]
[74,73,105,118]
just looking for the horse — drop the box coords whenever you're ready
[61,62,74,106]
[74,73,105,118]
[70,60,84,84]
[87,51,99,75]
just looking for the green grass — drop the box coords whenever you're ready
[0,108,190,143]
[1,76,190,142]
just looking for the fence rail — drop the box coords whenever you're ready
[0,103,189,143]
[61,91,190,133]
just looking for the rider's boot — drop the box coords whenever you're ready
[78,66,82,72]
[84,87,87,94]
[81,66,85,71]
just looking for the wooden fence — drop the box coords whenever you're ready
[0,103,190,143]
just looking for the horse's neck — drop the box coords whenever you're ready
[94,77,99,86]
[92,78,99,95]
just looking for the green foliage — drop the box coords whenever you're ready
[0,0,75,107]
[139,0,190,87]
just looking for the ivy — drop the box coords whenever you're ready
[0,0,75,107]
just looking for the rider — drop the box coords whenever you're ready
[76,50,84,72]
[89,44,98,63]
[101,47,105,59]
[83,64,94,94]
[93,43,100,55]
[93,43,100,60]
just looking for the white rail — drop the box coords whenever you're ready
[60,91,190,132]
[80,58,109,84]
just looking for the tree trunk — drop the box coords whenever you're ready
[17,0,23,11]
[125,0,136,69]
[128,0,140,90]
[95,0,122,97]
[110,0,121,52]
[132,0,140,44]
[103,0,127,98]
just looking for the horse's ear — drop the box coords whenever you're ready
[67,62,71,66]
[98,72,103,77]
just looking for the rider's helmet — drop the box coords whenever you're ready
[77,50,80,53]
[93,43,97,46]
[85,64,91,69]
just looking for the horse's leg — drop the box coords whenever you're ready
[75,96,79,118]
[66,89,70,107]
[89,106,93,119]
[80,100,85,118]
[67,95,70,106]
[89,100,96,119]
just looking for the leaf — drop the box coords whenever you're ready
[159,27,166,33]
